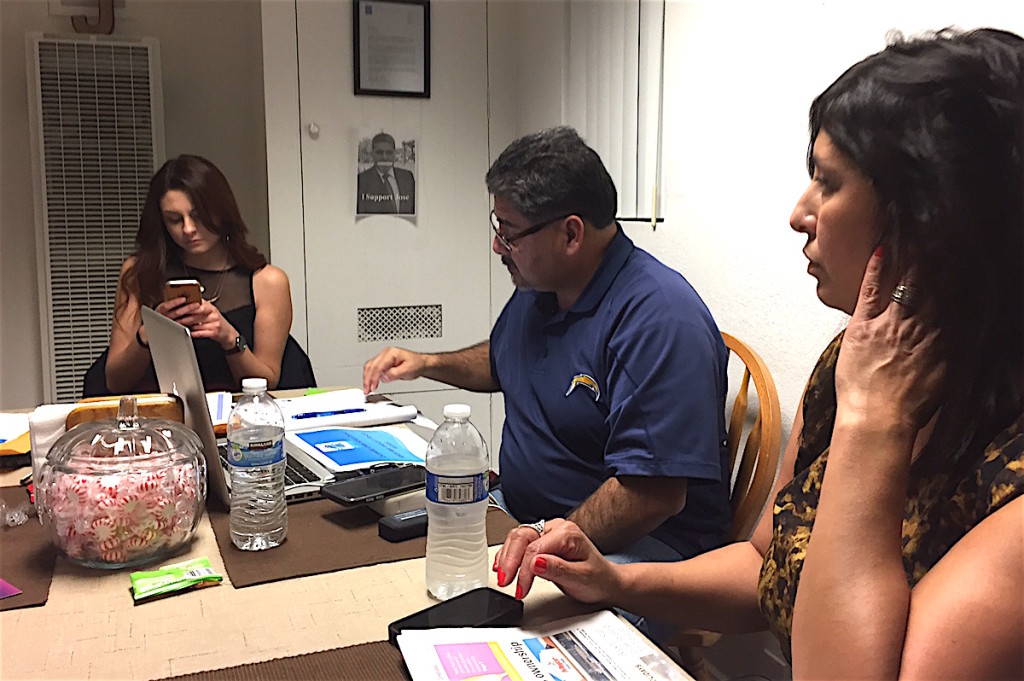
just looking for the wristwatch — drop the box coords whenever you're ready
[225,334,248,355]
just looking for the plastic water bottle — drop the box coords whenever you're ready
[425,404,489,600]
[226,378,287,550]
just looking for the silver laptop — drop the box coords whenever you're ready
[141,307,334,505]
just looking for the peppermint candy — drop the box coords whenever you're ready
[90,517,116,542]
[42,463,203,567]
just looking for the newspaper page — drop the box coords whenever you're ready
[397,610,691,681]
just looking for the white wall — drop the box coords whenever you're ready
[4,0,1021,435]
[0,0,268,409]
[490,0,1024,452]
[485,0,571,449]
[648,0,1024,449]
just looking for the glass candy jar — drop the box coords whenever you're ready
[36,396,207,569]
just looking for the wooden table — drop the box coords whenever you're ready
[0,464,591,680]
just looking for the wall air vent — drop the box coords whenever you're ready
[357,305,442,343]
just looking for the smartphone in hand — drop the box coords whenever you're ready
[163,279,203,305]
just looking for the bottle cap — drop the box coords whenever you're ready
[241,377,268,393]
[442,404,471,420]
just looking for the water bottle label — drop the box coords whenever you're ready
[426,472,488,504]
[229,438,284,468]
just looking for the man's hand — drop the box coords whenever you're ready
[363,347,427,394]
[363,341,498,394]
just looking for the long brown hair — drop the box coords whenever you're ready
[117,155,267,315]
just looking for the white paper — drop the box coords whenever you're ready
[276,389,418,431]
[28,403,76,484]
[397,610,691,681]
[0,412,30,444]
[205,391,233,426]
[357,1,426,93]
[276,388,368,415]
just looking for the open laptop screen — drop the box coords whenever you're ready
[140,306,231,506]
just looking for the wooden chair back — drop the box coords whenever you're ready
[66,393,185,430]
[670,333,784,678]
[721,332,782,541]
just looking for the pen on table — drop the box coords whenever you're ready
[290,408,366,420]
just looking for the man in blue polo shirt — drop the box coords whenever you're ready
[363,126,730,567]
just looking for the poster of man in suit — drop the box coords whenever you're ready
[357,130,416,215]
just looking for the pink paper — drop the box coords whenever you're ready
[0,577,22,600]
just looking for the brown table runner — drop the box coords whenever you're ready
[210,500,518,588]
[162,640,409,681]
[0,486,58,611]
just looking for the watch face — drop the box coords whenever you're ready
[227,334,247,354]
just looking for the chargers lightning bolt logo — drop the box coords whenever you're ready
[565,374,600,402]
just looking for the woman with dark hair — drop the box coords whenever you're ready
[495,28,1024,678]
[99,154,305,393]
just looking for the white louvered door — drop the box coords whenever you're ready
[27,33,164,402]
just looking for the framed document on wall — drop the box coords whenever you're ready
[353,0,430,98]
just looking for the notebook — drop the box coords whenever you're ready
[141,307,334,505]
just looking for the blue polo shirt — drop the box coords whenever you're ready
[490,227,730,557]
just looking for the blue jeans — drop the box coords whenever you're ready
[489,487,682,642]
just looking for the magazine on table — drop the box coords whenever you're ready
[397,609,691,681]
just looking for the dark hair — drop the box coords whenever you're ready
[371,132,396,148]
[485,126,618,228]
[118,154,266,311]
[809,28,1024,469]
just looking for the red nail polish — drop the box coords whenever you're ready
[534,556,547,575]
[515,584,523,600]
[874,244,884,257]
[497,567,506,585]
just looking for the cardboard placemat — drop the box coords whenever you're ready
[0,486,58,611]
[210,500,518,588]
[162,639,409,681]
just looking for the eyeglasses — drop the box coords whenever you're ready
[489,210,575,251]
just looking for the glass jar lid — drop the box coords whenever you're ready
[47,396,203,470]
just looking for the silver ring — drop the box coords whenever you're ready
[890,284,919,309]
[518,519,544,536]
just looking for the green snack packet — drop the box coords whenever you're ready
[130,556,222,602]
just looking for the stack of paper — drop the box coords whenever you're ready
[212,388,430,474]
[277,389,419,431]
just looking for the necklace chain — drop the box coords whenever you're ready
[183,262,229,305]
